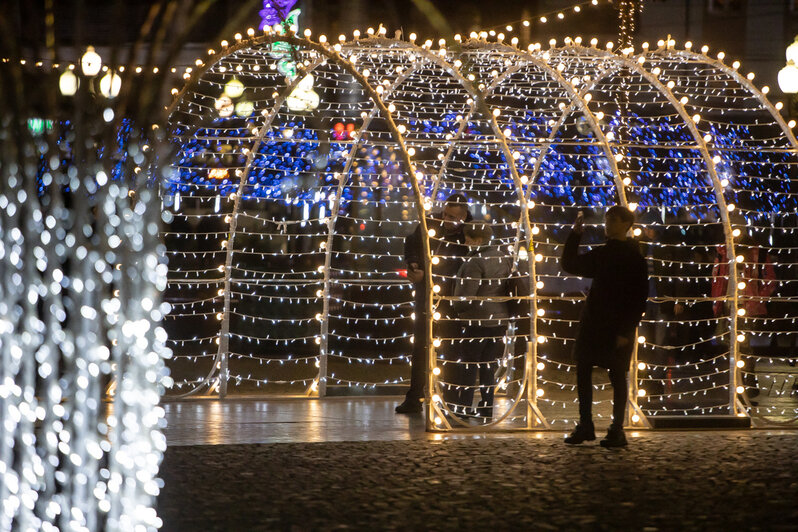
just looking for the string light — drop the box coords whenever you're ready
[162,31,797,430]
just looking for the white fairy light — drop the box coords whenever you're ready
[159,30,797,432]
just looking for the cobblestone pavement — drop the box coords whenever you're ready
[158,431,798,531]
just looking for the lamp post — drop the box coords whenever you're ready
[61,46,123,99]
[778,36,798,119]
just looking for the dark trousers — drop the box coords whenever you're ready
[406,298,428,402]
[577,361,627,428]
[405,312,427,401]
[453,326,505,409]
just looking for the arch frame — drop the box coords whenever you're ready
[165,35,797,427]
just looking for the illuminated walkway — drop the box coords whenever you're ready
[162,396,432,446]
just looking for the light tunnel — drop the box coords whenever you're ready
[163,32,798,429]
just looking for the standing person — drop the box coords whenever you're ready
[395,194,471,414]
[451,223,511,419]
[561,206,648,447]
[711,238,776,401]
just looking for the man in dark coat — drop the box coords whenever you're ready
[561,206,648,447]
[395,194,471,414]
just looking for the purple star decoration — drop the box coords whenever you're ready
[259,0,299,29]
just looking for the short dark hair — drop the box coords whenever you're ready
[463,222,493,242]
[442,193,471,222]
[606,205,635,226]
[445,193,469,209]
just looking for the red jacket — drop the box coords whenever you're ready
[712,245,776,317]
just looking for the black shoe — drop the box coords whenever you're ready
[600,426,627,448]
[395,399,422,414]
[564,423,595,444]
[477,400,493,420]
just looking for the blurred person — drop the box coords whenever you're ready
[712,238,776,401]
[450,223,511,420]
[561,206,649,448]
[395,193,471,414]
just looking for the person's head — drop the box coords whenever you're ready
[463,223,493,247]
[605,205,635,240]
[442,193,470,234]
[739,234,761,260]
[643,225,658,241]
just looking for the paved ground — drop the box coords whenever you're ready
[158,430,798,531]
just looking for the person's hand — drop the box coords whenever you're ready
[573,211,584,234]
[407,263,424,283]
[615,335,630,348]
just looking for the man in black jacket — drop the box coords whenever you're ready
[561,206,648,447]
[395,194,471,414]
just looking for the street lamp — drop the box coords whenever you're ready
[786,36,798,64]
[99,72,122,98]
[777,61,798,94]
[80,46,102,76]
[778,36,798,123]
[59,70,79,96]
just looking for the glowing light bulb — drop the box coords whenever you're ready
[80,46,102,76]
[638,362,646,371]
[432,367,441,376]
[59,70,78,96]
[224,77,245,98]
[537,362,545,371]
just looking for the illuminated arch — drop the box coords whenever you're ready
[165,34,798,429]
